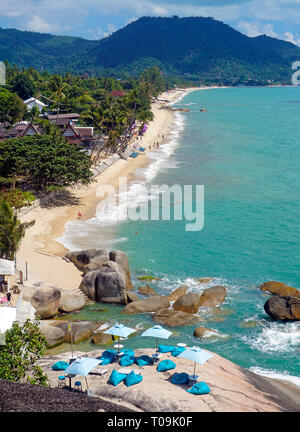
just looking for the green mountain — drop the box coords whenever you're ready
[1,16,299,84]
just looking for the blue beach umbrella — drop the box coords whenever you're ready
[177,346,213,378]
[64,357,102,389]
[141,325,173,353]
[64,357,102,376]
[104,323,136,353]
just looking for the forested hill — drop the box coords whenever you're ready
[1,16,300,84]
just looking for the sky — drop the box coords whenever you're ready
[0,0,300,46]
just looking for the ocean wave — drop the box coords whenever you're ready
[57,110,186,250]
[241,321,300,354]
[249,366,300,389]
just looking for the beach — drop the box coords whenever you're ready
[17,87,198,291]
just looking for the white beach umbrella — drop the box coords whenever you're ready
[103,323,136,353]
[141,325,173,353]
[177,346,213,378]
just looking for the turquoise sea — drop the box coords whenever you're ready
[57,87,300,387]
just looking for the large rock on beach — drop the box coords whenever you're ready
[80,261,128,304]
[31,286,61,319]
[264,296,300,321]
[260,281,300,298]
[153,308,202,327]
[21,286,36,302]
[173,292,201,314]
[66,249,110,272]
[168,285,188,302]
[138,285,157,296]
[199,285,226,307]
[59,291,86,313]
[123,296,170,315]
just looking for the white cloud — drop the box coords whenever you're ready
[26,15,55,33]
[237,20,300,46]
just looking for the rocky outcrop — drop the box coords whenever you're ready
[264,296,300,321]
[173,292,201,314]
[75,249,134,303]
[199,285,226,307]
[58,291,86,313]
[168,285,188,302]
[66,249,110,272]
[30,286,61,319]
[260,281,300,298]
[109,250,133,290]
[153,308,202,327]
[138,285,157,296]
[22,285,86,318]
[80,261,128,304]
[123,296,170,315]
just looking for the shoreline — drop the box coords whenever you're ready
[15,85,300,408]
[17,86,200,290]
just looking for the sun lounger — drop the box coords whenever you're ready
[118,368,142,375]
[89,367,108,377]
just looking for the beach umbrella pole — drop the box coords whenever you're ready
[193,362,196,377]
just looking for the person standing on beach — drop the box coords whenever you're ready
[78,210,82,219]
[6,290,12,306]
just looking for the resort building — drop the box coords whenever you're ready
[62,122,96,148]
[23,97,47,112]
[0,121,44,140]
[0,258,14,294]
[44,113,80,128]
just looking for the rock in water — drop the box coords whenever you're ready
[39,322,65,347]
[123,296,170,314]
[153,308,202,327]
[127,292,140,303]
[80,261,128,304]
[92,331,114,345]
[264,296,300,321]
[194,326,217,338]
[53,321,99,343]
[168,285,188,302]
[199,285,226,307]
[173,292,201,314]
[260,281,300,298]
[31,286,61,319]
[197,277,213,284]
[138,285,157,296]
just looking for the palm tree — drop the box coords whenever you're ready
[49,75,68,103]
[0,199,35,260]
